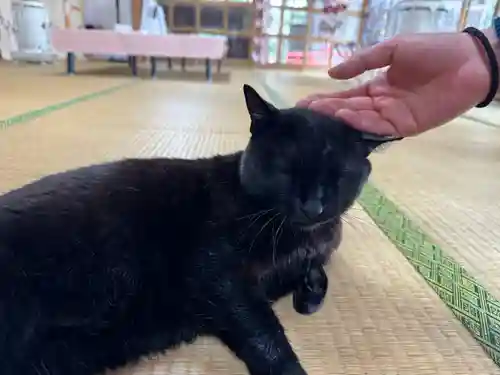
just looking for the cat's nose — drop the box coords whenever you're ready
[301,199,324,218]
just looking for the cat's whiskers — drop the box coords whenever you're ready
[235,208,274,221]
[248,209,275,228]
[340,216,355,230]
[246,209,275,231]
[248,212,280,254]
[271,220,277,267]
[271,215,286,266]
[33,360,50,375]
[341,211,375,228]
[276,216,287,245]
[236,208,276,241]
[348,206,364,213]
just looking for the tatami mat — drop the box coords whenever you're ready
[0,61,130,120]
[0,64,498,374]
[370,122,500,298]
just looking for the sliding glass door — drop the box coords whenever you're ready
[257,0,363,68]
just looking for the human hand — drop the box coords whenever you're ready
[297,32,493,136]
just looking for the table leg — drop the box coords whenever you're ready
[150,57,157,78]
[205,58,212,81]
[217,59,222,74]
[130,56,138,76]
[181,58,186,72]
[67,52,76,74]
[167,58,172,70]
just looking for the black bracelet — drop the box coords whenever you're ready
[463,26,499,108]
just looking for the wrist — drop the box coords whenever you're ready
[482,28,500,65]
[469,28,498,70]
[485,20,500,101]
[479,27,500,100]
[463,27,500,102]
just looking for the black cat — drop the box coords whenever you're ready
[0,85,400,375]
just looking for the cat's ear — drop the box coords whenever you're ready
[360,133,403,154]
[243,84,278,124]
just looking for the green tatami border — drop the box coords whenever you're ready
[0,81,134,129]
[260,80,500,367]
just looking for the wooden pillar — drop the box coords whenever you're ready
[357,0,370,46]
[64,0,84,29]
[253,0,264,65]
[132,0,142,31]
[457,0,472,30]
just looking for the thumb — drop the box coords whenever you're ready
[328,39,397,80]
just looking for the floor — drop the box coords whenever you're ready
[2,61,500,375]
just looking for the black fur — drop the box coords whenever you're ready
[0,84,398,375]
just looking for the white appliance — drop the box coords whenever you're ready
[11,0,55,62]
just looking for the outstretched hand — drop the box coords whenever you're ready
[297,32,491,136]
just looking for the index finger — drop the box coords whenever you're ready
[328,39,397,80]
[296,84,369,107]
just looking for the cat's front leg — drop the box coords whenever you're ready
[293,264,328,316]
[202,275,307,375]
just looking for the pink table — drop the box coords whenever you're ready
[51,28,228,80]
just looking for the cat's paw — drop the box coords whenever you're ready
[292,289,324,315]
[292,267,327,315]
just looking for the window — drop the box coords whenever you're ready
[269,0,285,7]
[263,7,282,35]
[200,5,224,29]
[285,0,308,8]
[228,6,254,32]
[262,36,279,63]
[161,0,366,64]
[281,9,308,37]
[173,4,196,28]
[306,41,330,66]
[279,37,306,63]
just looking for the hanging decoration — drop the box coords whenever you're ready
[318,0,350,66]
[319,0,349,38]
[323,0,349,14]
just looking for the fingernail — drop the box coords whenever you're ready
[328,65,345,77]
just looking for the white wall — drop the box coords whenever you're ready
[118,0,131,25]
[83,0,132,29]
